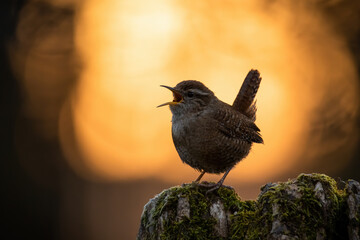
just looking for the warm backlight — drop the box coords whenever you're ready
[61,0,359,183]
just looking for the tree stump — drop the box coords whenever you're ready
[137,173,360,239]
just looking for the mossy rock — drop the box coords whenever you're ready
[137,173,360,240]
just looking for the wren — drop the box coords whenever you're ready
[158,69,263,192]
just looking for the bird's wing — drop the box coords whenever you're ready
[214,107,263,144]
[232,69,262,121]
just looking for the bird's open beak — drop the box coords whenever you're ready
[157,85,183,108]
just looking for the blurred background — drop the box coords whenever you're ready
[1,0,359,239]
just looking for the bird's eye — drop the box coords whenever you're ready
[187,91,194,98]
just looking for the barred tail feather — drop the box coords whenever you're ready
[232,69,262,120]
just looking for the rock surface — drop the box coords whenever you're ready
[137,174,360,239]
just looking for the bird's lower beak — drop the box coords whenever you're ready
[157,85,183,108]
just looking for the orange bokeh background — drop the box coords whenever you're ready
[5,0,360,239]
[57,0,358,184]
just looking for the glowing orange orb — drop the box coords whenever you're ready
[60,0,358,183]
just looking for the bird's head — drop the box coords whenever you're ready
[158,80,215,115]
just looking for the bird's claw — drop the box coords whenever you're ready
[206,184,234,194]
[196,181,216,188]
[206,183,222,194]
[195,181,234,194]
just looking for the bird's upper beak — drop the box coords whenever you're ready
[157,85,183,107]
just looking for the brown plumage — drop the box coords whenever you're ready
[158,69,263,191]
[232,69,261,121]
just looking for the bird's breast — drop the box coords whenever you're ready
[171,116,189,139]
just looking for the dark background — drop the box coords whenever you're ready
[1,0,359,239]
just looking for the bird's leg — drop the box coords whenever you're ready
[194,170,206,182]
[206,169,232,193]
[196,169,233,192]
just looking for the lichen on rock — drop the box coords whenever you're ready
[242,173,347,239]
[137,183,239,239]
[137,174,360,240]
[346,180,360,239]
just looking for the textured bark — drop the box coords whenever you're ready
[137,174,360,240]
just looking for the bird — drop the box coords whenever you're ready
[158,69,263,192]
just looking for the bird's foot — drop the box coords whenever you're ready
[196,181,215,187]
[206,182,222,194]
[196,181,233,194]
[206,183,234,194]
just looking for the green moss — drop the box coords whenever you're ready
[140,184,229,239]
[160,185,219,240]
[139,174,353,239]
[297,174,348,238]
[229,173,349,239]
[229,201,257,240]
[217,187,243,211]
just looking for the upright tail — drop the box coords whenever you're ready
[232,69,262,121]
